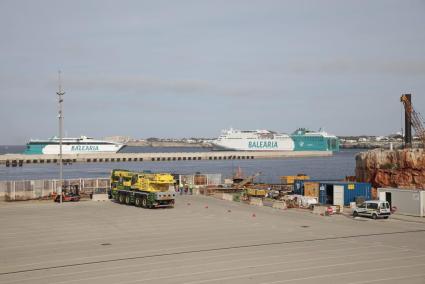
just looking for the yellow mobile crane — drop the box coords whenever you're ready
[401,94,425,148]
[108,169,176,208]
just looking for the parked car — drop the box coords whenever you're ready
[353,200,391,219]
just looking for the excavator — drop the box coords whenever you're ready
[400,94,425,148]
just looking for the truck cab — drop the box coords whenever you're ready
[353,200,391,219]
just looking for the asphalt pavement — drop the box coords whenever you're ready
[1,195,425,284]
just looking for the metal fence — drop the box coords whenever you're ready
[0,173,222,201]
[0,178,110,201]
[178,174,222,187]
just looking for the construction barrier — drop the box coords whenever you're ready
[0,178,110,201]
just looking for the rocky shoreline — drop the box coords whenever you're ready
[356,148,425,189]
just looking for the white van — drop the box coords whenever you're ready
[353,200,391,219]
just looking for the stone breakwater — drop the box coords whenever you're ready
[356,148,425,189]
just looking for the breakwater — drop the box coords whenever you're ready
[1,151,332,167]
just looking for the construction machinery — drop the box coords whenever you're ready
[245,188,267,198]
[234,172,261,188]
[53,185,80,202]
[108,169,176,208]
[401,94,425,148]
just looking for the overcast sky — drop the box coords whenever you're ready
[1,0,424,144]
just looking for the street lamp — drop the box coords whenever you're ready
[57,71,65,204]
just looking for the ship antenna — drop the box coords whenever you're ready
[57,70,65,204]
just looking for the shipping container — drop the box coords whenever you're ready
[378,188,425,217]
[293,179,337,196]
[281,174,309,185]
[246,188,267,197]
[318,182,371,206]
[304,182,320,198]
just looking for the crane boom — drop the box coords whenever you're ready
[401,94,425,148]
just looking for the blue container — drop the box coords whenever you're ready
[293,179,340,196]
[318,182,371,206]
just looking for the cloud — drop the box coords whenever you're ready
[46,74,283,99]
[288,59,425,76]
[63,75,209,93]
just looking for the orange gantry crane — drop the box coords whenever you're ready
[400,94,425,148]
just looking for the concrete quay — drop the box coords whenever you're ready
[1,195,425,284]
[0,150,332,167]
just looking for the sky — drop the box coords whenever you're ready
[0,0,424,144]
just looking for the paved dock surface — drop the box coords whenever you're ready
[1,196,425,284]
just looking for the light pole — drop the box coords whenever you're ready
[57,71,65,204]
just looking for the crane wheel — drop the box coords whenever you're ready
[135,197,142,207]
[141,196,148,208]
[125,195,131,205]
[118,194,125,204]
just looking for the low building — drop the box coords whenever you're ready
[378,188,425,217]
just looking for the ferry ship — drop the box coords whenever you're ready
[212,129,295,151]
[290,128,339,151]
[24,136,125,155]
[212,128,339,152]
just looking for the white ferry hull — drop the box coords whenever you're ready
[25,136,125,155]
[212,139,295,151]
[41,144,124,154]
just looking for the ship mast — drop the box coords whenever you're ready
[57,71,65,204]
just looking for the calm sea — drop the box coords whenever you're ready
[0,147,362,182]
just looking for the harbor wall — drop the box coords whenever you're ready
[0,150,332,167]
